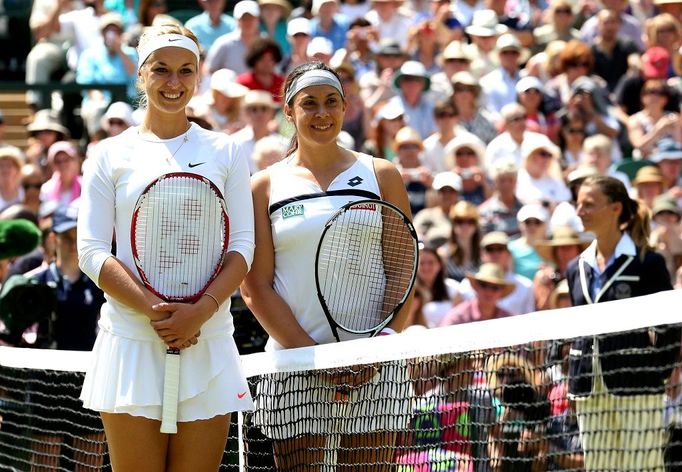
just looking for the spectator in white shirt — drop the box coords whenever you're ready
[485,103,545,171]
[516,133,572,206]
[364,0,413,49]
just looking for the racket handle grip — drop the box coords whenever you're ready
[160,348,181,434]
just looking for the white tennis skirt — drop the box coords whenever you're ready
[252,360,411,440]
[80,328,254,422]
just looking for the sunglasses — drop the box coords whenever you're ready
[500,49,520,56]
[435,112,457,119]
[453,218,477,226]
[644,89,667,96]
[444,58,469,64]
[22,182,42,190]
[507,115,527,123]
[523,218,543,226]
[108,118,127,127]
[398,143,421,151]
[484,244,508,253]
[454,85,478,93]
[455,149,476,157]
[477,281,505,291]
[522,88,541,94]
[554,8,572,14]
[566,127,585,134]
[536,150,554,158]
[246,106,270,113]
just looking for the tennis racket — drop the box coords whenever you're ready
[131,172,229,434]
[314,199,418,469]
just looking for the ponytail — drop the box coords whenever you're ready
[625,197,651,258]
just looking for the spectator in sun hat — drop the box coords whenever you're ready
[189,68,249,133]
[231,90,285,174]
[509,203,549,280]
[25,110,69,170]
[439,263,516,325]
[450,71,497,144]
[615,46,682,117]
[516,133,571,206]
[443,133,489,205]
[485,103,546,170]
[310,0,349,52]
[393,126,432,214]
[205,0,262,75]
[480,34,528,118]
[413,171,462,248]
[100,101,134,138]
[259,0,293,56]
[464,10,508,79]
[479,158,524,237]
[458,231,536,315]
[386,61,436,139]
[429,41,472,102]
[515,75,560,142]
[364,0,413,49]
[633,165,666,210]
[648,138,682,198]
[532,226,591,310]
[649,195,682,283]
[283,17,312,73]
[0,147,26,214]
[42,141,81,208]
[184,0,236,51]
[363,99,405,160]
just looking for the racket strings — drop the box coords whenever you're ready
[318,204,417,333]
[133,175,227,301]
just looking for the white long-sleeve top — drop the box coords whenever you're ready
[77,122,254,341]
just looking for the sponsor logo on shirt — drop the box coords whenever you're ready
[282,204,304,219]
[347,176,363,187]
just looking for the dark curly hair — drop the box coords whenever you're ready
[245,37,283,68]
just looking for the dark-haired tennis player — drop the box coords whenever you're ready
[241,61,413,471]
[77,24,254,471]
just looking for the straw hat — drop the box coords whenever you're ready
[549,279,570,309]
[450,71,478,87]
[496,33,531,64]
[441,41,471,62]
[533,226,591,264]
[632,165,665,186]
[466,263,516,298]
[449,200,478,221]
[480,231,510,248]
[485,351,539,392]
[26,109,69,137]
[393,126,423,150]
[444,134,486,168]
[258,0,292,17]
[465,10,508,37]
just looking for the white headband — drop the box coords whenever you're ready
[284,69,345,105]
[137,33,201,69]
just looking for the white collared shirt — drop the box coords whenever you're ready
[580,233,636,301]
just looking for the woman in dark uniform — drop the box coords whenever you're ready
[566,175,680,471]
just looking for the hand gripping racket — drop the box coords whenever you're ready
[314,199,418,469]
[131,172,229,434]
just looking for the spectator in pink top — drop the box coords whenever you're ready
[41,142,81,207]
[439,263,515,326]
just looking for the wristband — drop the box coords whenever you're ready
[378,327,397,336]
[202,292,220,313]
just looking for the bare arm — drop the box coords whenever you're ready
[241,171,318,348]
[31,0,68,42]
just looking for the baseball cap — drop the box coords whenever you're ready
[481,231,510,248]
[642,47,670,80]
[52,200,79,234]
[234,0,260,19]
[517,203,549,223]
[515,75,544,94]
[432,171,463,192]
[210,69,249,98]
[47,141,78,164]
[287,17,311,37]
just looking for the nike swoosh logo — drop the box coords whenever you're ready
[237,391,247,399]
[168,38,181,42]
[188,162,205,168]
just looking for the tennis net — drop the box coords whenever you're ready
[0,290,681,471]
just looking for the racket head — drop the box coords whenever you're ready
[315,199,419,338]
[131,172,229,303]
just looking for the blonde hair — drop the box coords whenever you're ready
[135,25,201,107]
[583,134,613,156]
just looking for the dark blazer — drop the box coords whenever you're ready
[566,248,680,397]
